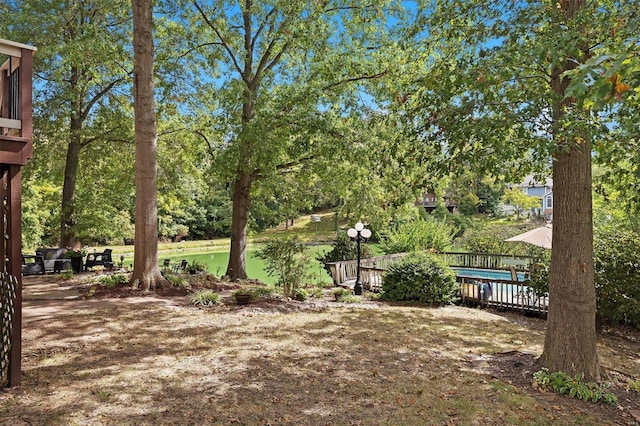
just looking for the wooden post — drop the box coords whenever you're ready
[6,165,22,387]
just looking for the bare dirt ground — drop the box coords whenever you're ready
[2,274,640,425]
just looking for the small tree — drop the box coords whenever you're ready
[256,237,310,298]
[380,218,455,254]
[501,188,542,218]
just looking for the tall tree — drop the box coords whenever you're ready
[1,0,132,247]
[400,0,637,380]
[539,0,600,381]
[172,0,404,280]
[131,0,165,290]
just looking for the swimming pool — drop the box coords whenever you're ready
[452,267,525,282]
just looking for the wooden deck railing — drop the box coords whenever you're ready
[440,252,535,271]
[324,251,549,315]
[459,276,548,315]
[325,253,407,290]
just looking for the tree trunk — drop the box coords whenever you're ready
[131,0,165,291]
[541,132,599,381]
[226,171,252,280]
[539,0,600,382]
[60,118,82,248]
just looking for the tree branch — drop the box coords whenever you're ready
[80,76,127,123]
[193,0,244,76]
[323,70,389,90]
[178,42,224,59]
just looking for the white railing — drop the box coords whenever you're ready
[325,253,407,289]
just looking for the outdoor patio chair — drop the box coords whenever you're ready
[21,254,45,275]
[85,249,114,271]
[162,258,171,271]
[172,259,188,273]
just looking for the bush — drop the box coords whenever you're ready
[256,237,310,298]
[98,274,128,288]
[317,232,373,274]
[232,289,256,303]
[381,252,457,304]
[456,223,546,257]
[294,288,308,301]
[594,227,640,328]
[188,259,208,274]
[165,274,187,288]
[379,218,454,254]
[190,290,221,306]
[252,286,274,298]
[333,288,351,301]
[520,225,640,328]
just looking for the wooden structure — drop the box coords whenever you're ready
[415,192,455,213]
[441,252,533,271]
[325,253,407,291]
[0,38,36,388]
[458,275,548,315]
[325,251,548,315]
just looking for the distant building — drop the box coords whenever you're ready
[518,175,553,219]
[416,192,455,213]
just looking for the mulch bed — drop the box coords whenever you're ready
[487,346,640,425]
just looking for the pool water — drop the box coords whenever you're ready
[452,267,525,282]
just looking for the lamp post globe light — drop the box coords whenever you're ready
[347,222,372,295]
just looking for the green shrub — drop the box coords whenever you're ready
[628,378,640,393]
[594,227,640,327]
[456,224,546,257]
[188,259,208,274]
[165,274,187,288]
[99,274,128,288]
[232,289,256,303]
[252,286,274,298]
[256,237,310,298]
[339,294,361,303]
[60,268,74,280]
[381,252,457,304]
[379,218,454,254]
[190,290,221,306]
[524,253,551,297]
[533,368,618,406]
[317,232,373,275]
[294,288,308,301]
[307,286,324,299]
[333,288,351,300]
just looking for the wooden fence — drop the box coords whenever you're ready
[459,276,548,315]
[325,251,549,315]
[325,253,407,291]
[440,252,535,271]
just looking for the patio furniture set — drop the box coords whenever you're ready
[21,248,114,275]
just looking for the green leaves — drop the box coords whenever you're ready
[533,368,618,406]
[255,237,311,297]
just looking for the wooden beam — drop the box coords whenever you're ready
[0,39,37,58]
[0,118,21,130]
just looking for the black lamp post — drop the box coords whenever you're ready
[347,222,371,295]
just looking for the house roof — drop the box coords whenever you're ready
[518,174,553,189]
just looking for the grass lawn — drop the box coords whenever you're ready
[156,245,335,285]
